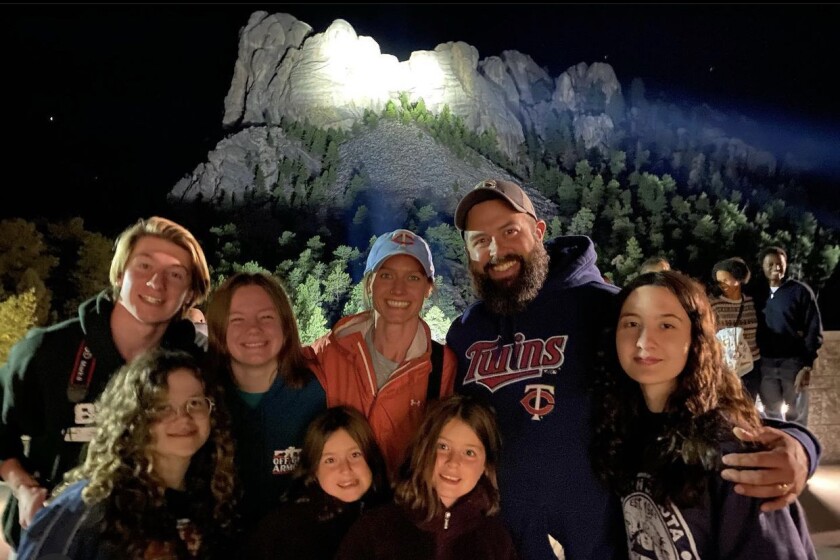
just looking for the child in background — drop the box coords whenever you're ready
[244,406,391,559]
[591,271,815,559]
[337,394,517,560]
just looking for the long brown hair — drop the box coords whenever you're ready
[57,348,237,557]
[395,395,502,520]
[206,271,313,388]
[591,271,762,506]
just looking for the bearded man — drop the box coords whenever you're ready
[445,179,820,560]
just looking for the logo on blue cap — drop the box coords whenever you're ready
[365,229,435,279]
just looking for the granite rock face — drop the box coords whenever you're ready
[171,118,555,226]
[222,11,622,160]
[172,10,790,215]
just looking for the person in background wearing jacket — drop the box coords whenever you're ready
[206,271,326,528]
[446,179,820,560]
[709,256,761,400]
[591,271,815,559]
[17,348,238,559]
[755,246,823,426]
[336,394,517,560]
[244,405,391,559]
[306,229,457,477]
[0,216,211,552]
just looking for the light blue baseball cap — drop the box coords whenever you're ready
[365,229,435,279]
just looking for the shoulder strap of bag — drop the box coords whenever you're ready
[427,341,444,401]
[734,299,745,327]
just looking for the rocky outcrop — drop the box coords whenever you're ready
[173,10,791,210]
[812,331,840,464]
[171,119,556,223]
[170,127,319,204]
[221,11,622,159]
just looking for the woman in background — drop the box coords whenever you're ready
[17,348,237,559]
[336,394,517,560]
[244,406,391,559]
[591,271,815,559]
[709,256,761,400]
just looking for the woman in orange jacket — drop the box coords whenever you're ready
[306,229,457,477]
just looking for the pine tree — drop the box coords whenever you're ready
[0,289,37,364]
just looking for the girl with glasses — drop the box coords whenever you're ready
[17,348,238,559]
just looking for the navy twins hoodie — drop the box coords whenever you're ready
[447,235,624,560]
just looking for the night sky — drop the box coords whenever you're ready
[5,4,839,236]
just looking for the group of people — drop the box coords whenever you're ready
[705,247,823,427]
[0,179,824,559]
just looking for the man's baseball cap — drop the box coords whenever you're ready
[454,179,538,231]
[365,229,435,279]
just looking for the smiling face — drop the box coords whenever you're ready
[225,284,285,377]
[616,285,692,412]
[148,368,211,467]
[368,254,432,326]
[715,269,741,299]
[117,236,194,325]
[762,252,787,287]
[463,199,549,315]
[315,428,373,503]
[463,199,545,285]
[431,418,486,508]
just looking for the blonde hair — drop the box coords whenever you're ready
[109,216,211,312]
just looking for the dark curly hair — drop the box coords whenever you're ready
[709,257,751,297]
[56,348,238,558]
[590,271,762,507]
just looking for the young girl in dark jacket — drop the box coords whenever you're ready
[243,406,391,559]
[337,394,518,560]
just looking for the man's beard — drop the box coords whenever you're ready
[469,243,550,316]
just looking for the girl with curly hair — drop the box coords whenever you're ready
[17,348,237,559]
[244,406,391,559]
[591,271,815,559]
[336,394,517,560]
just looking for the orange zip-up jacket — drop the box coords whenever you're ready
[305,311,457,477]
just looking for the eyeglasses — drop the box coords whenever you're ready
[149,397,215,422]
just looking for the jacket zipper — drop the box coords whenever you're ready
[444,511,451,530]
